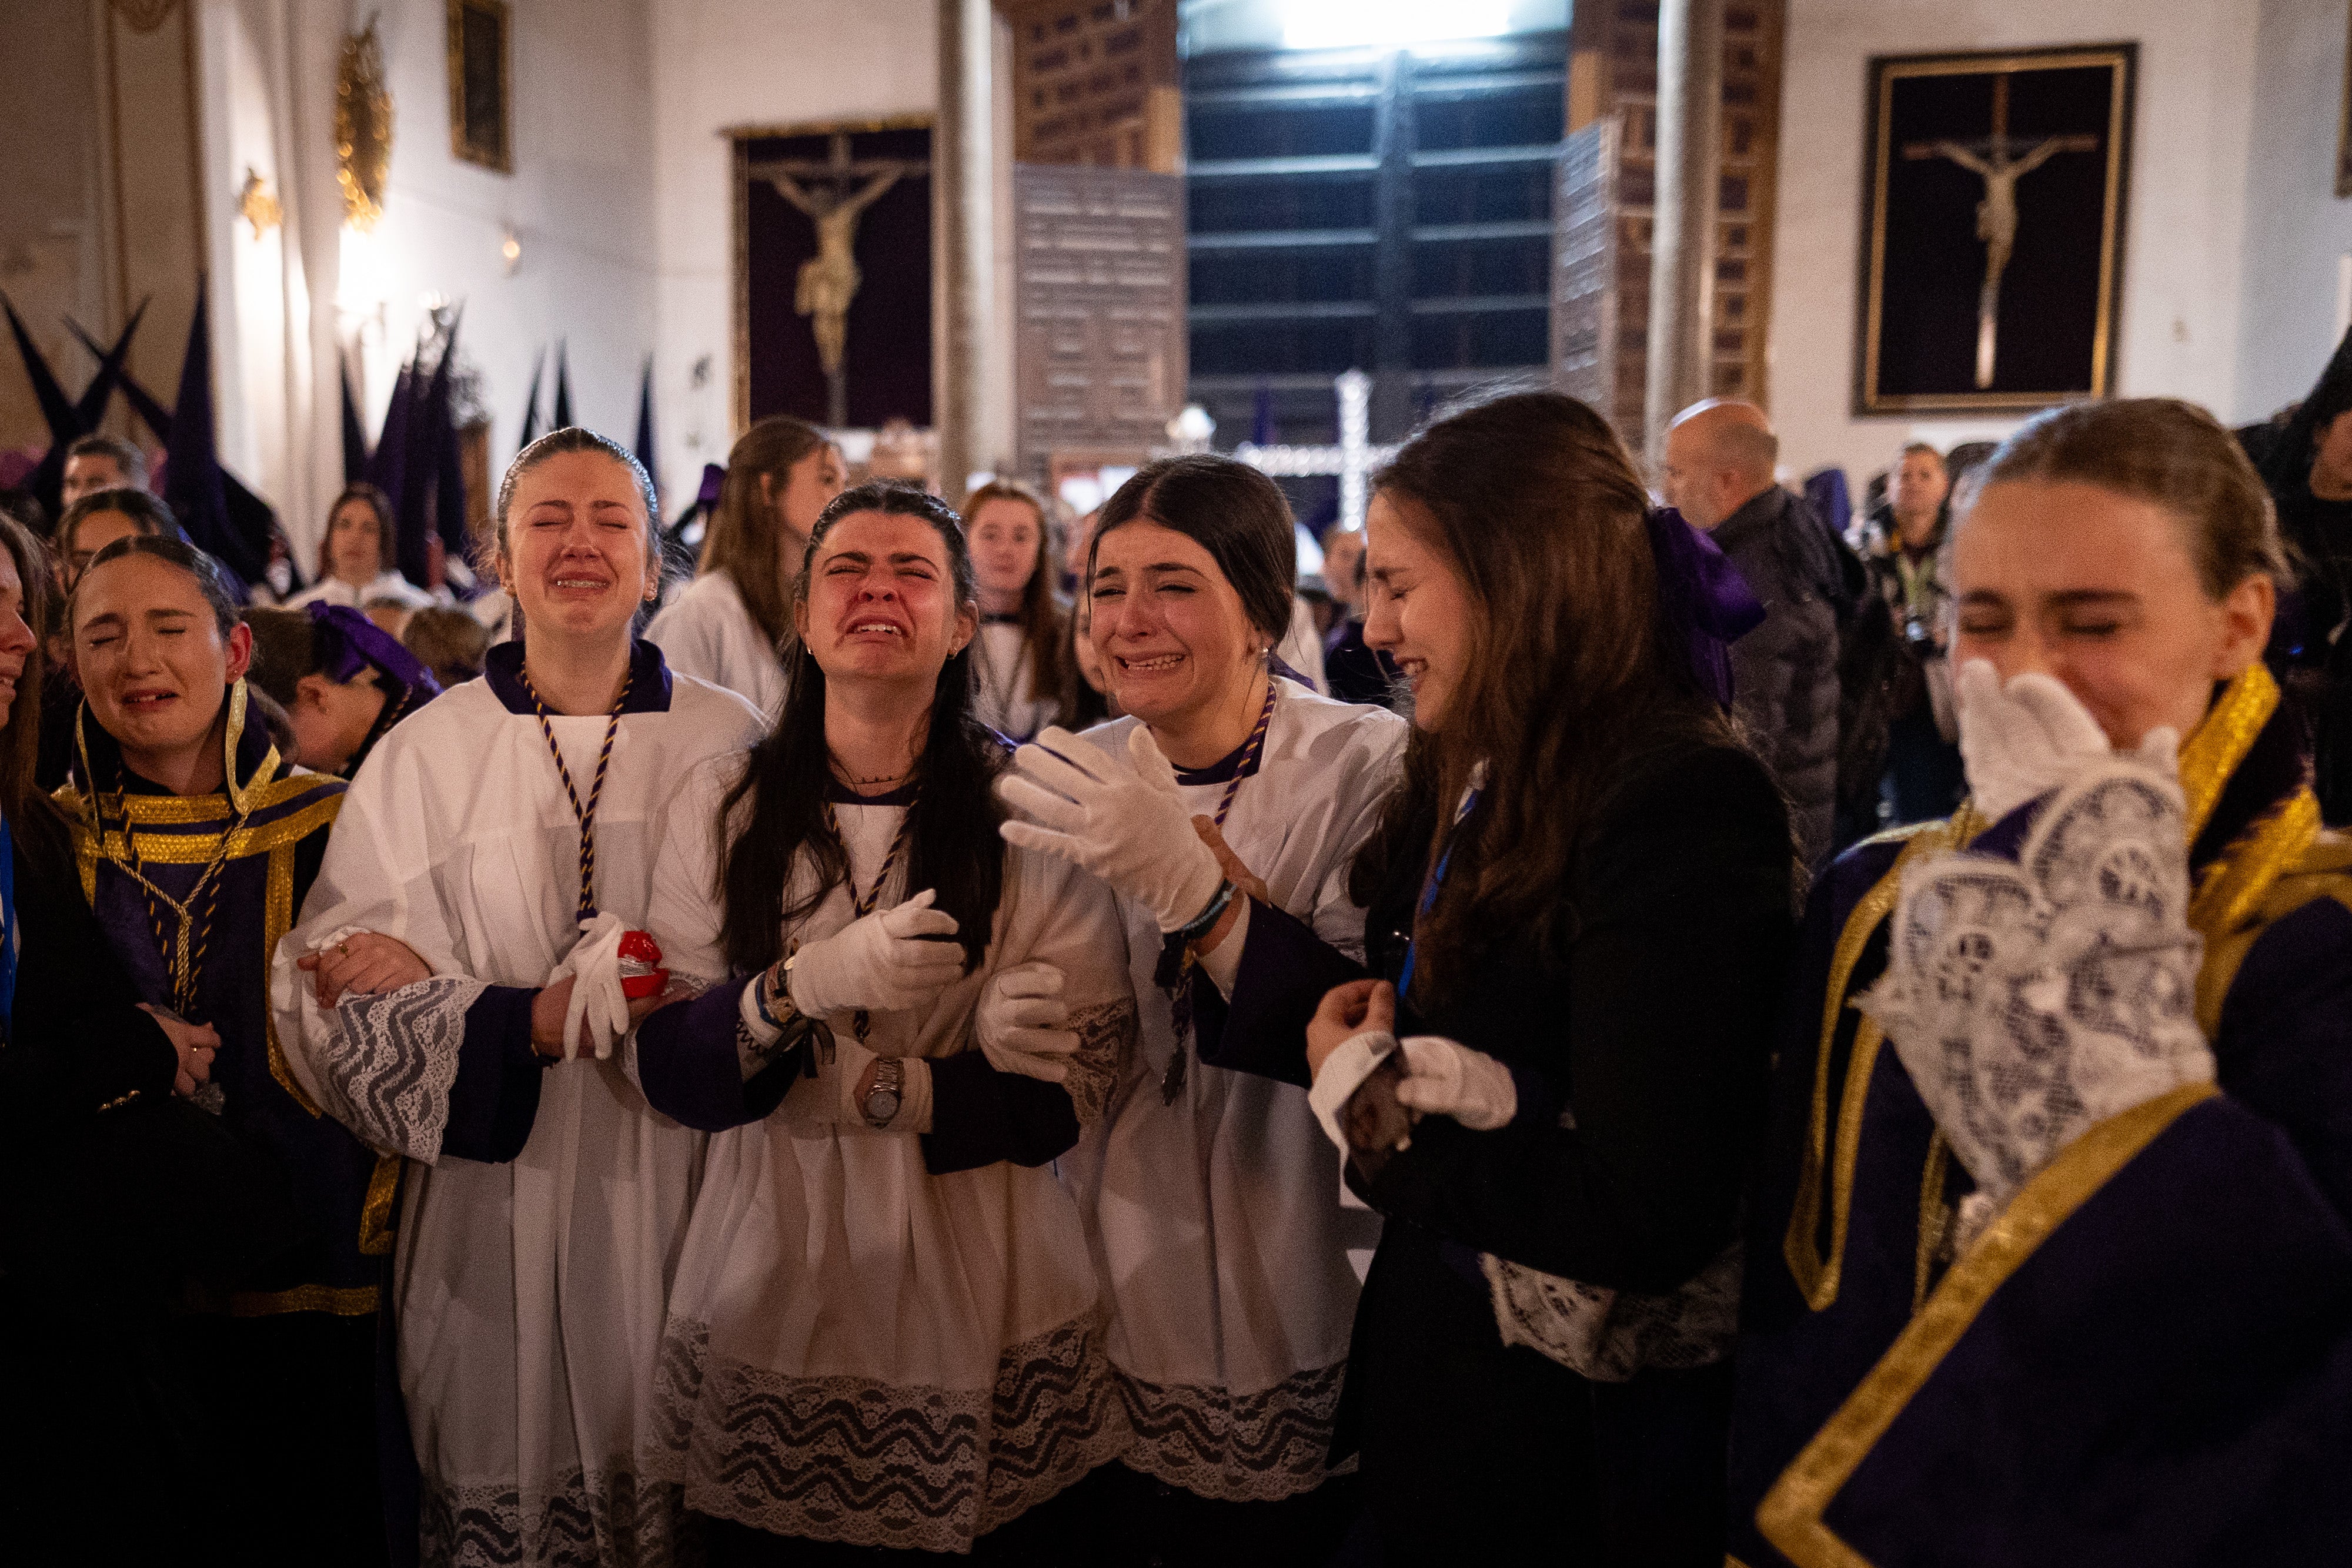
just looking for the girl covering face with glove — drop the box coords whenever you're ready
[630,483,1136,1560]
[1728,399,2352,1568]
[995,454,1406,1557]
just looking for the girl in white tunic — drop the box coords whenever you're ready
[272,429,763,1567]
[633,483,1135,1562]
[647,416,846,719]
[963,480,1070,742]
[999,455,1406,1562]
[285,483,437,612]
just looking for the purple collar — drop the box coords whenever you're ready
[485,639,674,716]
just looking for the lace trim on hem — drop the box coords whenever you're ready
[1482,1242,1742,1383]
[416,1465,693,1567]
[657,1313,1119,1554]
[1063,998,1136,1129]
[1112,1360,1347,1503]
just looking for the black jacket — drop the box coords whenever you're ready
[1713,487,1845,867]
[1198,737,1795,1563]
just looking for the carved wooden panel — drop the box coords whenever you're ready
[1552,118,1623,440]
[1573,0,1785,443]
[1013,162,1186,466]
[1005,0,1180,170]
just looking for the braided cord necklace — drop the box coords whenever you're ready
[522,663,632,922]
[102,764,254,1019]
[824,784,921,1042]
[1160,670,1279,1103]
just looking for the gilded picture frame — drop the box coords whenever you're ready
[1855,45,2134,415]
[447,0,512,175]
[2337,1,2352,198]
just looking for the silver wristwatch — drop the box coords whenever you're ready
[861,1056,904,1128]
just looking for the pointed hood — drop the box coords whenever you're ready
[518,347,545,449]
[552,340,573,430]
[163,278,269,588]
[432,316,470,563]
[366,360,416,534]
[65,299,149,435]
[5,289,86,517]
[340,350,370,483]
[633,356,658,494]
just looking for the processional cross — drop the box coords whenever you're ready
[1903,74,2099,390]
[1233,370,1399,533]
[749,131,928,427]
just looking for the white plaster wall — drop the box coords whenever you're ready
[2234,0,2352,423]
[649,0,939,502]
[209,0,660,559]
[1764,0,2261,489]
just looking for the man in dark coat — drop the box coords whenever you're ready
[1662,400,1843,867]
[2254,326,2352,825]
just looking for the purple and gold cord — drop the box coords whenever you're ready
[1162,670,1280,1102]
[523,666,632,922]
[826,784,922,1041]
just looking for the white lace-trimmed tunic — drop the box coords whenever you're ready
[271,641,762,1567]
[1063,681,1407,1500]
[632,761,1137,1554]
[646,571,787,722]
[971,621,1060,743]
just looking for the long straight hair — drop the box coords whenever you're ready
[1352,392,1736,1004]
[0,514,56,841]
[699,416,831,649]
[964,479,1069,710]
[716,483,1006,975]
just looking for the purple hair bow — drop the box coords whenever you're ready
[306,602,442,699]
[1645,506,1765,709]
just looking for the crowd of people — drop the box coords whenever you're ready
[0,375,2346,1568]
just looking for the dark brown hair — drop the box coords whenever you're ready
[716,483,1003,975]
[75,533,245,640]
[65,433,148,491]
[57,487,173,556]
[490,426,662,564]
[699,416,833,648]
[0,513,53,833]
[964,477,1069,711]
[1353,392,1736,1003]
[318,483,396,581]
[1090,455,1296,642]
[1964,397,2287,599]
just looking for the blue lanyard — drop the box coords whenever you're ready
[1395,787,1478,1003]
[0,810,17,1035]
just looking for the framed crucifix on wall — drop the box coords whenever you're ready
[1855,44,2134,414]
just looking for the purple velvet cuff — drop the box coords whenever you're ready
[921,1051,1079,1175]
[1193,898,1369,1088]
[441,985,544,1164]
[634,976,803,1133]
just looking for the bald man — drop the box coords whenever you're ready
[1662,399,1846,867]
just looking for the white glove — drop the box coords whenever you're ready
[976,961,1080,1084]
[547,912,631,1061]
[1956,660,2180,821]
[785,888,967,1019]
[1392,1035,1519,1131]
[998,725,1226,932]
[1858,758,2214,1218]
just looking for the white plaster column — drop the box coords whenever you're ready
[935,0,1009,500]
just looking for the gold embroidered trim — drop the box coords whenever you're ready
[1785,808,1982,1311]
[358,1154,402,1256]
[69,796,343,865]
[2174,663,2277,845]
[2193,825,2352,1041]
[225,1282,381,1318]
[1912,1132,1949,1316]
[264,840,320,1116]
[2189,787,2320,945]
[1758,1081,2216,1568]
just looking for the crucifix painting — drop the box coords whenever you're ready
[731,119,933,433]
[1857,46,2134,414]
